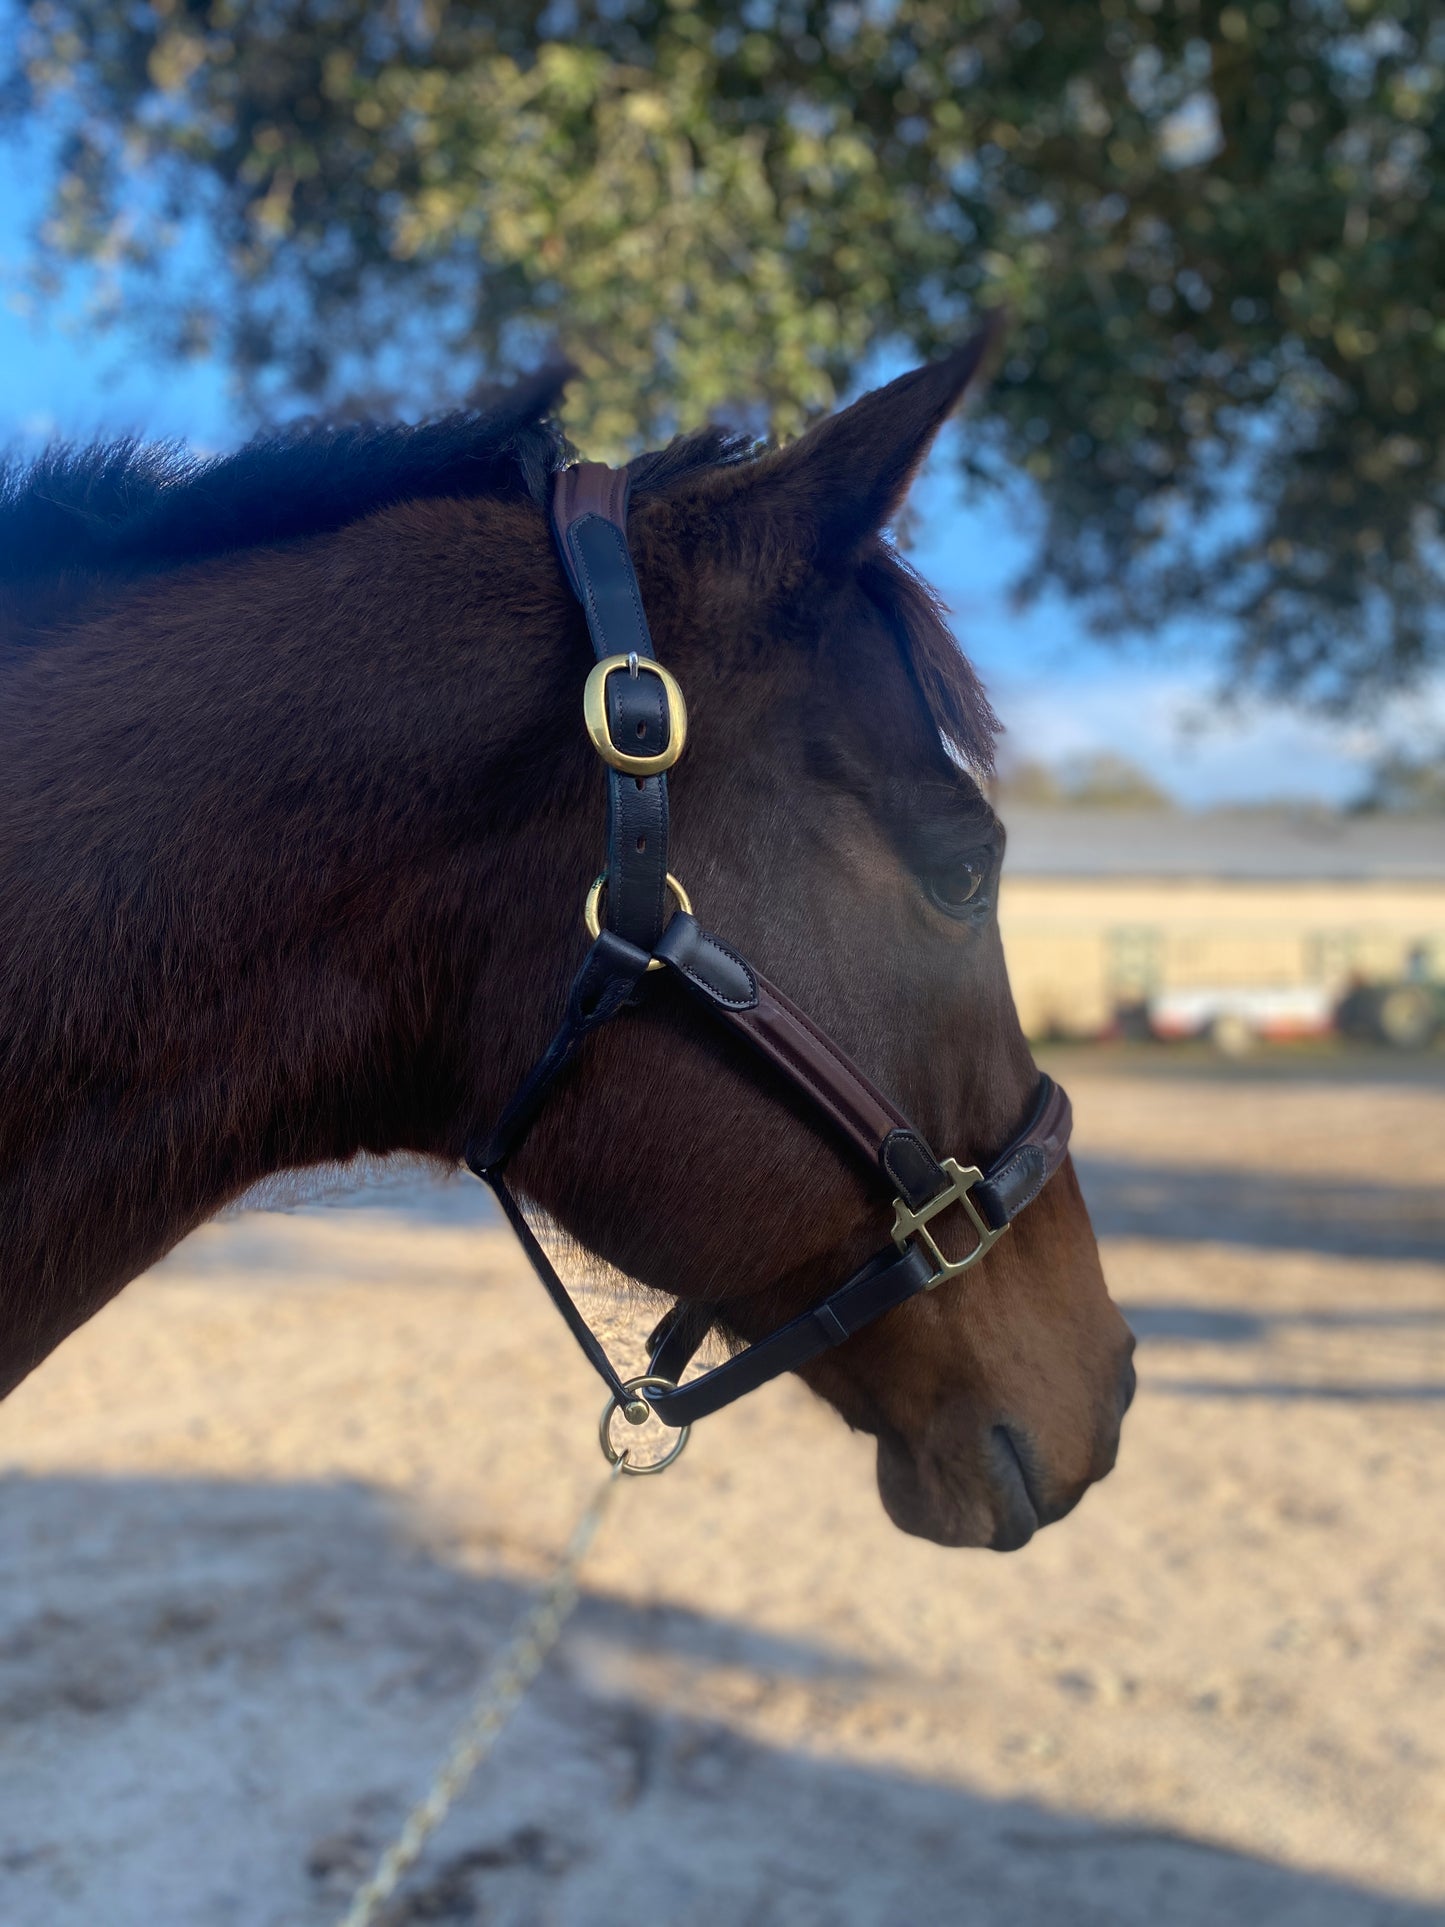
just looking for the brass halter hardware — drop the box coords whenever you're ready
[583,654,689,775]
[598,1375,692,1474]
[584,870,692,972]
[890,1157,1008,1288]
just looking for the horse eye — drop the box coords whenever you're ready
[927,862,987,918]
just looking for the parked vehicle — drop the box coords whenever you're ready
[1140,984,1336,1055]
[1335,978,1444,1049]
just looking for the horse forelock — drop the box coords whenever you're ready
[857,546,1000,779]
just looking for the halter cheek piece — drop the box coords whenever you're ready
[465,462,1073,1458]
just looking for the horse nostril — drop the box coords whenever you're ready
[1116,1354,1138,1422]
[989,1425,1043,1550]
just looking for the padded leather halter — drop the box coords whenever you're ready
[465,463,1073,1432]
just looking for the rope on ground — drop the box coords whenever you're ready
[336,1457,627,1927]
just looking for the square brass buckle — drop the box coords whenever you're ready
[891,1157,1007,1287]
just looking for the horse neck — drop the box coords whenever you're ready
[0,496,589,1395]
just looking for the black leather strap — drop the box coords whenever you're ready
[646,1301,714,1384]
[465,928,653,1177]
[602,667,670,944]
[642,1242,937,1426]
[551,465,672,953]
[489,1169,634,1405]
[560,513,654,661]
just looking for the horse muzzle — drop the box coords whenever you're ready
[874,1344,1137,1550]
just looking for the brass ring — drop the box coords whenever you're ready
[583,656,688,776]
[598,1375,692,1475]
[584,871,692,972]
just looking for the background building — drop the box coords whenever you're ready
[998,808,1445,1040]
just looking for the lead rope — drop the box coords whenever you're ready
[336,1456,629,1927]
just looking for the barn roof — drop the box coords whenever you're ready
[1000,807,1445,882]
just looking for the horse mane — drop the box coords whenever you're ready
[0,373,994,767]
[0,366,574,598]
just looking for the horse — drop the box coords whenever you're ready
[0,341,1135,1548]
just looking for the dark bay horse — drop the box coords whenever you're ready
[0,347,1134,1547]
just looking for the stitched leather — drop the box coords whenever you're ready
[880,1128,951,1210]
[644,1242,937,1426]
[660,919,921,1174]
[551,463,631,586]
[740,977,915,1166]
[565,515,655,665]
[973,1077,1073,1229]
[465,929,652,1176]
[569,929,655,1027]
[602,670,672,938]
[549,470,672,953]
[605,660,670,759]
[604,762,669,945]
[653,913,757,1007]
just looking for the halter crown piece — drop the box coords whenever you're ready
[465,463,1073,1469]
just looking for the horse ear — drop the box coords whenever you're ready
[731,319,1001,560]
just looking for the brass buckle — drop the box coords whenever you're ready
[583,654,688,776]
[891,1157,1007,1287]
[584,870,692,972]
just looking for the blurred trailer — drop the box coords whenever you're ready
[1142,984,1335,1055]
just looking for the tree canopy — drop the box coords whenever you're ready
[5,0,1442,706]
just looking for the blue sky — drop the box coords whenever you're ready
[909,464,1444,808]
[2,141,1435,809]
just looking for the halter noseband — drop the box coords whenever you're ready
[465,462,1072,1446]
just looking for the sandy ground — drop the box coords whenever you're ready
[2,1053,1443,1926]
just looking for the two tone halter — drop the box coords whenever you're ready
[465,462,1073,1470]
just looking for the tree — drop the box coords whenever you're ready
[5,1,1442,706]
[1351,744,1445,812]
[994,752,1174,808]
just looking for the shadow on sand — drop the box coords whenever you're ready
[1120,1303,1445,1405]
[1076,1155,1445,1263]
[0,1472,1436,1927]
[235,1143,1445,1268]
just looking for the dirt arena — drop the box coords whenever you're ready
[2,1052,1442,1926]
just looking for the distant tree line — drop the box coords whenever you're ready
[1351,744,1445,813]
[994,752,1176,810]
[993,742,1445,812]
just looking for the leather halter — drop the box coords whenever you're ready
[465,462,1073,1435]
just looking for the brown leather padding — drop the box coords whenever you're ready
[551,460,630,541]
[973,1078,1074,1228]
[725,970,915,1174]
[653,912,944,1201]
[1031,1080,1072,1170]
